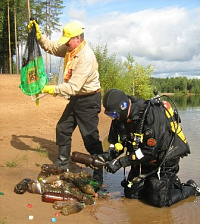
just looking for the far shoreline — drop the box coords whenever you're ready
[0,74,199,96]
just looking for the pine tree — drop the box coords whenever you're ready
[0,0,65,73]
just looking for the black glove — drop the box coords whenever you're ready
[105,159,122,174]
[100,147,124,162]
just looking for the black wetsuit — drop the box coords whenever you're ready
[107,96,195,207]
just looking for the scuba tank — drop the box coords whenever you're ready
[162,100,187,143]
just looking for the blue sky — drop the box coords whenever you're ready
[61,0,199,17]
[49,0,200,78]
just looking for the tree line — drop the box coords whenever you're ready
[0,0,64,74]
[150,77,200,95]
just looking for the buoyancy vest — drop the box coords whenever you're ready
[129,99,172,164]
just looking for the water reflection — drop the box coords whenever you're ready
[178,107,200,183]
[162,94,200,109]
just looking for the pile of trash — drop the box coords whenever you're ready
[14,164,106,216]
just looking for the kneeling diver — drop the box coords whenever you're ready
[98,89,199,207]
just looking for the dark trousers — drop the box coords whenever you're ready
[124,164,195,207]
[56,92,103,155]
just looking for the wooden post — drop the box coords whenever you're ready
[49,0,51,73]
[14,0,19,74]
[27,0,31,21]
[7,0,12,74]
[45,2,48,74]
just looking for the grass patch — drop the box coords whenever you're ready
[0,218,7,224]
[5,155,27,168]
[35,163,41,167]
[35,146,48,157]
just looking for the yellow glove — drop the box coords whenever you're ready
[43,85,55,95]
[28,20,41,40]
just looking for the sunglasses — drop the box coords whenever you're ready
[105,111,120,120]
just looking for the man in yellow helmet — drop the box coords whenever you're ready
[28,20,103,183]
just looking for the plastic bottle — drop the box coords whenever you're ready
[43,174,61,184]
[61,202,85,216]
[72,177,95,195]
[41,164,64,175]
[28,180,43,194]
[14,178,32,194]
[71,152,106,168]
[42,192,79,203]
[62,186,94,205]
[92,155,107,167]
[53,201,78,210]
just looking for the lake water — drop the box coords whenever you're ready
[100,95,200,224]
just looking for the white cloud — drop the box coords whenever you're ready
[84,7,200,78]
[50,6,200,78]
[67,6,87,23]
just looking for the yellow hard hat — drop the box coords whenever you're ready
[58,22,84,45]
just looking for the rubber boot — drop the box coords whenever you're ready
[54,146,70,171]
[185,179,200,196]
[93,167,103,184]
